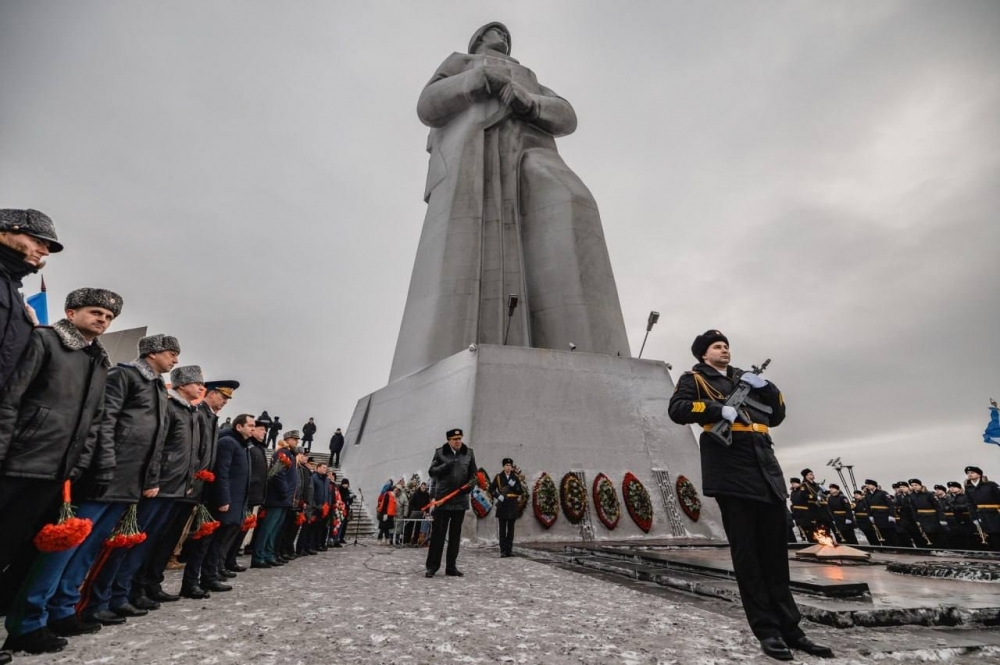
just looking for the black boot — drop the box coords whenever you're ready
[785,635,834,658]
[180,585,211,600]
[758,636,793,661]
[47,615,102,637]
[2,627,69,654]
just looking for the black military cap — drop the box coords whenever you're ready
[864,479,878,487]
[800,468,813,477]
[691,329,729,361]
[502,457,513,466]
[908,478,922,486]
[947,481,962,489]
[933,484,946,491]
[789,477,800,484]
[446,428,463,439]
[895,481,908,488]
[0,208,63,252]
[965,466,984,476]
[853,490,865,496]
[828,483,840,490]
[890,482,900,489]
[205,379,240,398]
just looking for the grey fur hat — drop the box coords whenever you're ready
[138,333,181,357]
[284,430,302,440]
[64,288,123,318]
[0,209,63,252]
[170,365,204,387]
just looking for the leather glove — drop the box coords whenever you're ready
[91,481,110,499]
[68,467,86,482]
[720,406,738,423]
[739,372,768,389]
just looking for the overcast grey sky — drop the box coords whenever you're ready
[2,2,997,489]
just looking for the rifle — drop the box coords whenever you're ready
[706,359,771,447]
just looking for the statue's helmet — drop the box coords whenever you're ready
[468,22,511,55]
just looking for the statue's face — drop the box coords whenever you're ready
[476,27,509,55]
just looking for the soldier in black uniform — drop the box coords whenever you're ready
[825,484,858,545]
[863,480,896,546]
[852,490,880,546]
[668,330,831,661]
[789,477,815,542]
[965,466,1000,552]
[800,469,833,541]
[785,479,801,543]
[946,481,980,550]
[907,479,948,548]
[892,482,918,548]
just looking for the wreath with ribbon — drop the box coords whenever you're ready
[592,473,621,530]
[622,472,653,533]
[532,472,559,528]
[560,473,588,524]
[676,475,702,522]
[512,464,529,518]
[471,468,493,518]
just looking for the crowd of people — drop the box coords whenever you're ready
[0,209,357,660]
[789,467,1000,551]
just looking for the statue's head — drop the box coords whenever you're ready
[468,22,511,56]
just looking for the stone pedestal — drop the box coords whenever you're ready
[343,345,723,542]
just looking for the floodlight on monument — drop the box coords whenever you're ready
[503,294,519,345]
[637,311,660,359]
[569,343,577,351]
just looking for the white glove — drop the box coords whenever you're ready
[381,514,388,522]
[939,521,948,526]
[721,406,738,423]
[888,516,896,524]
[496,494,504,503]
[845,520,852,525]
[739,372,768,389]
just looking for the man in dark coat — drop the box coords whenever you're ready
[0,209,62,391]
[133,366,204,607]
[863,480,898,546]
[336,478,354,544]
[266,416,282,449]
[907,479,948,548]
[234,418,269,564]
[302,462,330,554]
[489,458,524,557]
[668,330,831,661]
[178,378,238,599]
[852,490,880,546]
[965,465,1000,551]
[92,365,206,616]
[0,288,118,654]
[329,427,345,466]
[283,448,312,557]
[301,417,317,452]
[425,428,477,578]
[947,481,980,550]
[405,481,431,545]
[7,333,176,646]
[199,414,253,591]
[252,431,299,567]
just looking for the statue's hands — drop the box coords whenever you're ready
[500,81,536,116]
[481,66,511,95]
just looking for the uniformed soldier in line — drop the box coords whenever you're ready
[891,482,917,547]
[946,481,979,550]
[785,479,800,543]
[825,484,858,545]
[789,477,815,542]
[668,330,832,660]
[852,490,879,546]
[965,465,1000,552]
[799,469,833,541]
[907,479,948,548]
[488,458,524,557]
[864,479,898,546]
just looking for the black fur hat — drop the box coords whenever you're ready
[692,330,729,361]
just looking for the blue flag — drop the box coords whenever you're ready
[26,291,48,325]
[985,407,1000,447]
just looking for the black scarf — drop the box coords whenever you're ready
[0,243,37,282]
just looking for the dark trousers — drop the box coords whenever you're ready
[280,512,300,556]
[137,502,193,595]
[0,478,62,613]
[497,517,515,554]
[330,450,341,467]
[716,496,804,641]
[858,525,881,546]
[832,522,859,545]
[403,511,423,544]
[205,523,240,582]
[181,535,212,589]
[425,509,464,573]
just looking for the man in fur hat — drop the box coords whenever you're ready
[0,209,63,391]
[7,333,177,647]
[668,330,832,661]
[0,288,120,655]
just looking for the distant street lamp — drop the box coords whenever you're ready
[637,311,659,359]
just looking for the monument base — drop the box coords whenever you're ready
[343,345,723,542]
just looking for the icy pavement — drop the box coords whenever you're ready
[3,542,998,664]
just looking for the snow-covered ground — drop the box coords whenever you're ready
[4,543,997,664]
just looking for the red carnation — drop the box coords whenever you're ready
[240,511,257,532]
[295,512,306,526]
[190,504,221,540]
[105,504,146,549]
[34,481,93,552]
[194,469,215,483]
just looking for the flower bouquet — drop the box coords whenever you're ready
[512,464,529,518]
[295,512,306,526]
[676,475,702,522]
[560,472,587,524]
[106,503,147,549]
[33,480,93,552]
[592,473,621,530]
[241,509,257,532]
[321,502,330,518]
[193,469,215,483]
[190,504,220,540]
[532,472,559,528]
[622,472,654,533]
